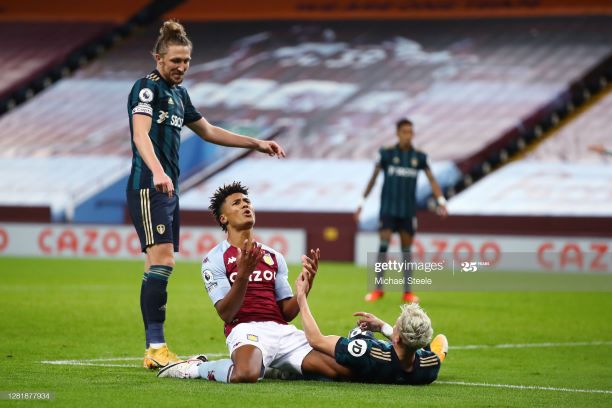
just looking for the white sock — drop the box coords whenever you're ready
[149,342,166,349]
[197,359,234,383]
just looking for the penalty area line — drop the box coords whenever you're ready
[438,381,612,395]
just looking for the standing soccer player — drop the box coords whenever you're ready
[126,20,285,370]
[355,119,447,303]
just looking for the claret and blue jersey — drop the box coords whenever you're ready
[127,70,203,193]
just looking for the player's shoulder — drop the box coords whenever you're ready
[414,149,428,158]
[380,144,397,152]
[258,243,286,266]
[202,240,231,267]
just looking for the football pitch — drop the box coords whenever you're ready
[1,257,611,407]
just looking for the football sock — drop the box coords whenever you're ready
[197,359,234,383]
[140,271,149,348]
[375,240,390,290]
[144,265,172,345]
[402,246,412,293]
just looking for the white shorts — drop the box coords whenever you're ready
[226,321,313,377]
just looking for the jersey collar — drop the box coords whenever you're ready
[152,69,175,88]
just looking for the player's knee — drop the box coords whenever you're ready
[147,244,175,267]
[230,367,260,383]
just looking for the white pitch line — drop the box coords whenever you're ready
[41,341,612,367]
[438,381,612,395]
[451,340,612,350]
[41,352,228,366]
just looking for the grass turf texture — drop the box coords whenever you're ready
[1,257,611,407]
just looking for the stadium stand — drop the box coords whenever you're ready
[447,86,612,223]
[0,22,115,102]
[2,16,611,228]
[526,89,612,164]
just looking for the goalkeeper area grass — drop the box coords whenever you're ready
[1,257,611,407]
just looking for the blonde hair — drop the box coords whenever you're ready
[152,20,192,56]
[396,303,433,350]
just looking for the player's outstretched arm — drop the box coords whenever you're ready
[424,167,448,218]
[278,249,320,321]
[353,312,394,339]
[187,118,285,158]
[355,164,381,222]
[296,273,340,357]
[214,239,263,323]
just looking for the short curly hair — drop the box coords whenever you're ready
[396,303,433,350]
[208,182,249,232]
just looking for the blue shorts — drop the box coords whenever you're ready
[126,188,180,253]
[379,214,417,234]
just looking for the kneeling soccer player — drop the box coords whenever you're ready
[156,182,352,382]
[296,257,448,385]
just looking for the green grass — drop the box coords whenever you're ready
[1,257,611,407]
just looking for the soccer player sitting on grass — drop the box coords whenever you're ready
[157,182,351,382]
[296,253,448,385]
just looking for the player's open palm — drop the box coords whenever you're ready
[236,239,263,280]
[353,312,384,332]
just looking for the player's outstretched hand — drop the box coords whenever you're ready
[353,312,385,333]
[257,140,286,158]
[301,248,320,294]
[153,172,174,197]
[236,239,263,280]
[436,204,448,218]
[354,207,362,222]
[295,272,310,299]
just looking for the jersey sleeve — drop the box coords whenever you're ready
[201,250,231,305]
[420,151,430,170]
[334,337,373,369]
[274,253,293,301]
[377,148,387,169]
[129,79,158,118]
[182,88,203,124]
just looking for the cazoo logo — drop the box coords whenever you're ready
[228,270,276,283]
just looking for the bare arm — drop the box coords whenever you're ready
[296,274,340,357]
[424,167,448,218]
[214,240,263,324]
[132,114,174,195]
[187,117,285,157]
[277,249,320,321]
[355,164,381,221]
[353,311,393,340]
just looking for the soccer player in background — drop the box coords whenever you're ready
[157,182,352,382]
[355,118,447,303]
[295,260,448,385]
[126,20,285,370]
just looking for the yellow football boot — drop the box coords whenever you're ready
[143,345,180,369]
[430,334,448,363]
